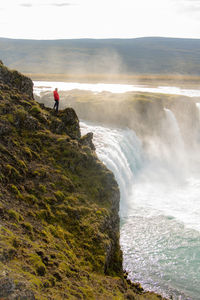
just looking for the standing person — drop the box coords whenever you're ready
[53,88,59,113]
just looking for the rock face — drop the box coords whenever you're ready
[50,107,81,139]
[80,132,96,150]
[0,62,165,300]
[0,60,33,98]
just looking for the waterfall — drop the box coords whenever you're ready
[164,108,184,149]
[80,121,144,216]
[196,103,200,121]
[163,108,188,173]
[196,102,200,112]
[80,119,200,300]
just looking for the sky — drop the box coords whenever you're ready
[0,0,200,40]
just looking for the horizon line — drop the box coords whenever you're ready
[0,36,200,41]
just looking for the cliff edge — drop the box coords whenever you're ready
[0,61,165,299]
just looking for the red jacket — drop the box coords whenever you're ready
[53,90,59,101]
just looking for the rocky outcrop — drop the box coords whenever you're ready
[80,132,95,150]
[0,62,165,300]
[50,107,81,139]
[0,60,33,98]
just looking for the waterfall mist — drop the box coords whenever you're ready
[80,104,200,299]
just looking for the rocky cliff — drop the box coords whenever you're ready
[0,61,165,299]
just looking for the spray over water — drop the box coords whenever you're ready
[81,113,200,300]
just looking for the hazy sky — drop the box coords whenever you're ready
[1,0,200,39]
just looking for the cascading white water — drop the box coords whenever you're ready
[80,118,200,300]
[196,103,200,119]
[80,121,144,216]
[164,108,184,150]
[163,108,187,174]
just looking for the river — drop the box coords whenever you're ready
[33,80,200,97]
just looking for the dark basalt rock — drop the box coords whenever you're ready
[50,107,81,139]
[60,107,81,139]
[0,61,33,98]
[80,132,96,150]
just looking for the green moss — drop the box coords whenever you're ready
[36,208,55,223]
[26,272,43,288]
[0,174,4,182]
[5,164,21,181]
[7,209,24,222]
[20,99,33,108]
[21,221,33,233]
[47,225,64,239]
[25,194,38,205]
[23,146,32,159]
[54,190,65,201]
[8,184,23,199]
[32,168,47,178]
[38,184,46,193]
[27,210,36,218]
[30,105,41,115]
[7,113,14,123]
[15,108,27,122]
[17,159,27,170]
[12,237,21,249]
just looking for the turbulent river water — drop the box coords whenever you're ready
[35,82,200,300]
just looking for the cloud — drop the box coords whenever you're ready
[51,2,73,6]
[170,0,200,17]
[19,1,77,8]
[20,3,33,7]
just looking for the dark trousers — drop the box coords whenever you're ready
[53,100,59,113]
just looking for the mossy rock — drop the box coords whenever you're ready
[0,63,166,300]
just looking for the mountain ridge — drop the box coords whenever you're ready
[1,37,200,75]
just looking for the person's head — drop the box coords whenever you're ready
[55,88,58,91]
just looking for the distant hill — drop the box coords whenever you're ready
[1,37,200,75]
